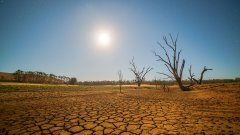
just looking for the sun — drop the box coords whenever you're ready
[98,32,110,47]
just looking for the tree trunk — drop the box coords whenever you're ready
[176,78,189,91]
[119,85,122,93]
[138,82,141,87]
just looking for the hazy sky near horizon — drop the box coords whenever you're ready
[1,0,240,81]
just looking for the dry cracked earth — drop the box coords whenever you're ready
[0,83,240,135]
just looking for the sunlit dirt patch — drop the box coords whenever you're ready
[0,83,239,134]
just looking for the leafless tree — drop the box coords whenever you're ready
[118,70,123,93]
[129,57,153,87]
[161,80,169,92]
[188,65,195,86]
[193,66,213,84]
[153,34,189,91]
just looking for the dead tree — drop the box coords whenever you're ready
[118,70,123,93]
[129,57,153,87]
[162,80,169,92]
[188,65,195,86]
[153,34,189,91]
[193,66,212,84]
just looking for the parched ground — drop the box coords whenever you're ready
[0,83,240,135]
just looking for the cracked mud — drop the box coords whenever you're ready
[0,83,240,134]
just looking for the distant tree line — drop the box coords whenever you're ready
[13,69,77,84]
[3,69,239,87]
[78,79,240,86]
[78,80,116,85]
[145,79,240,86]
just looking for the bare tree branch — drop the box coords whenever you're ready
[142,67,153,81]
[156,42,172,67]
[199,66,213,84]
[157,72,174,80]
[175,33,179,44]
[164,64,174,75]
[176,49,182,73]
[188,65,195,86]
[180,59,185,80]
[153,51,171,66]
[163,36,174,51]
[193,78,199,84]
[169,34,175,47]
[192,66,213,84]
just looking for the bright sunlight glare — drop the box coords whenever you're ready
[98,32,110,47]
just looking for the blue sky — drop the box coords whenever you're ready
[1,0,240,81]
